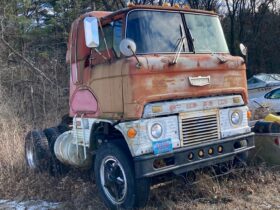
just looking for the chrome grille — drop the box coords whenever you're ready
[179,110,220,146]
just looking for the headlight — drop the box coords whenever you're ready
[151,123,163,139]
[231,111,241,125]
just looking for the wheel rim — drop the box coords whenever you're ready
[26,138,37,169]
[100,156,128,205]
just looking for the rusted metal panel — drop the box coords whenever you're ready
[121,54,248,119]
[67,6,248,120]
[69,54,247,119]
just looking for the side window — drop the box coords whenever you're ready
[96,19,123,57]
[270,89,280,99]
[113,20,123,57]
[97,25,113,52]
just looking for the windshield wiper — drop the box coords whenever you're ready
[170,36,186,65]
[170,24,186,65]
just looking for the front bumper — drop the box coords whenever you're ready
[134,132,254,178]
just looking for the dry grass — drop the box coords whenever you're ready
[0,90,279,209]
[1,107,280,210]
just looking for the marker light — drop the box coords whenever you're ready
[208,148,214,155]
[247,111,252,120]
[152,106,163,113]
[127,128,137,138]
[198,150,204,158]
[127,2,135,7]
[183,4,191,9]
[163,2,171,7]
[188,152,194,160]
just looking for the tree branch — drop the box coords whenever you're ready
[0,15,56,86]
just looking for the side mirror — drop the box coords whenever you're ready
[84,17,99,48]
[240,43,248,56]
[120,38,137,57]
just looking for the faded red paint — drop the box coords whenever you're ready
[70,87,99,115]
[122,54,247,119]
[67,6,249,120]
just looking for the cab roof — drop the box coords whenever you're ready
[84,5,217,21]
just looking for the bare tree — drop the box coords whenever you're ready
[225,0,241,55]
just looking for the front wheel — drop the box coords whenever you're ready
[94,143,150,209]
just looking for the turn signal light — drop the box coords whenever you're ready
[127,128,137,138]
[247,111,252,120]
[218,146,223,153]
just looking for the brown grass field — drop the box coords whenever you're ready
[0,83,279,210]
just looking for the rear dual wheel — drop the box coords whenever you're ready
[25,128,68,176]
[25,130,51,172]
[44,127,69,176]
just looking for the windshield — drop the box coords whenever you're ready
[126,10,229,54]
[185,14,229,53]
[126,10,188,54]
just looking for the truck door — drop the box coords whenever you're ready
[88,19,125,118]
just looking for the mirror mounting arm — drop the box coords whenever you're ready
[128,45,141,68]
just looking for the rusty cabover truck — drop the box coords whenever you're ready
[25,5,255,209]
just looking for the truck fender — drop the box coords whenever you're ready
[89,120,134,157]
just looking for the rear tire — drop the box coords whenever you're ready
[25,130,51,172]
[94,143,150,209]
[43,127,69,176]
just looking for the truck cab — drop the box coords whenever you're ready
[25,5,254,209]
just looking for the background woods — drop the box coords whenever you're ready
[0,0,279,126]
[0,0,279,208]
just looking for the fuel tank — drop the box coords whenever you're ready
[54,131,92,168]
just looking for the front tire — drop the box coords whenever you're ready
[94,143,150,209]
